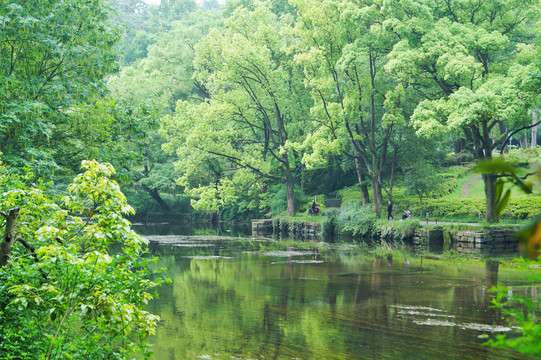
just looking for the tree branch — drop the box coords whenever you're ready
[500,119,541,155]
[17,238,48,279]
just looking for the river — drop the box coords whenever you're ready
[136,225,536,360]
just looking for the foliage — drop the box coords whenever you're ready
[505,148,541,166]
[376,218,421,242]
[108,0,153,64]
[0,0,121,175]
[162,1,314,215]
[108,8,223,113]
[337,201,378,237]
[404,164,445,208]
[386,0,541,221]
[411,198,486,220]
[438,164,476,197]
[0,160,165,359]
[485,271,541,358]
[290,0,411,217]
[124,188,192,219]
[270,185,307,217]
[321,209,339,239]
[444,152,474,166]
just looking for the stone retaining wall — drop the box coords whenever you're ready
[412,228,518,255]
[254,219,519,256]
[252,218,321,240]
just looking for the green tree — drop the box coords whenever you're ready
[108,0,153,64]
[108,9,223,113]
[149,0,197,33]
[0,0,121,174]
[385,0,541,222]
[162,1,313,215]
[289,0,410,217]
[0,159,165,359]
[404,164,444,216]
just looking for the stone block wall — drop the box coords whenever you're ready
[252,219,273,237]
[412,228,518,255]
[252,218,321,240]
[453,229,518,255]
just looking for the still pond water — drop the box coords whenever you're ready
[136,224,537,360]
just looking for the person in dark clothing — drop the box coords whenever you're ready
[387,200,393,220]
[311,200,319,215]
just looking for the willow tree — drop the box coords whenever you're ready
[162,2,312,215]
[289,0,409,217]
[0,0,121,174]
[385,0,541,222]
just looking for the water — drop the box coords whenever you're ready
[141,230,536,360]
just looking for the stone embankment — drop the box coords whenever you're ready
[411,228,518,255]
[252,218,321,240]
[253,218,519,255]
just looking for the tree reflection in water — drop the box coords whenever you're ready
[145,237,534,360]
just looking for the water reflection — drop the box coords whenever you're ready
[145,236,535,360]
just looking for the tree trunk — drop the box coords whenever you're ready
[532,109,538,148]
[142,185,171,213]
[522,134,528,149]
[483,173,498,223]
[354,157,370,205]
[371,175,382,218]
[0,207,20,268]
[285,169,296,216]
[453,138,466,153]
[498,121,509,154]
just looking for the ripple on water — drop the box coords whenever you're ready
[247,250,315,257]
[182,256,234,260]
[393,304,516,332]
[270,259,324,264]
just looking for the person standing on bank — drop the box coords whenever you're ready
[387,200,393,220]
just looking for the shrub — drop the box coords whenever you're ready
[444,152,474,165]
[435,165,475,196]
[321,209,339,239]
[0,160,165,359]
[505,147,541,166]
[376,218,421,241]
[337,201,378,237]
[406,197,541,221]
[409,198,486,219]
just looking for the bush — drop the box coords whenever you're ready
[505,147,541,166]
[405,197,541,221]
[321,209,339,239]
[435,165,475,196]
[376,218,421,241]
[0,160,165,359]
[337,201,378,237]
[409,198,486,219]
[444,152,474,165]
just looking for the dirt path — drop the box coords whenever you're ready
[461,173,481,199]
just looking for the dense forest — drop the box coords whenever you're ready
[1,0,541,358]
[2,0,541,223]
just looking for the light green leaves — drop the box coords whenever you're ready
[0,159,165,358]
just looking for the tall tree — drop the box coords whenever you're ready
[162,1,313,215]
[290,0,409,217]
[386,0,541,222]
[108,0,153,64]
[0,0,121,174]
